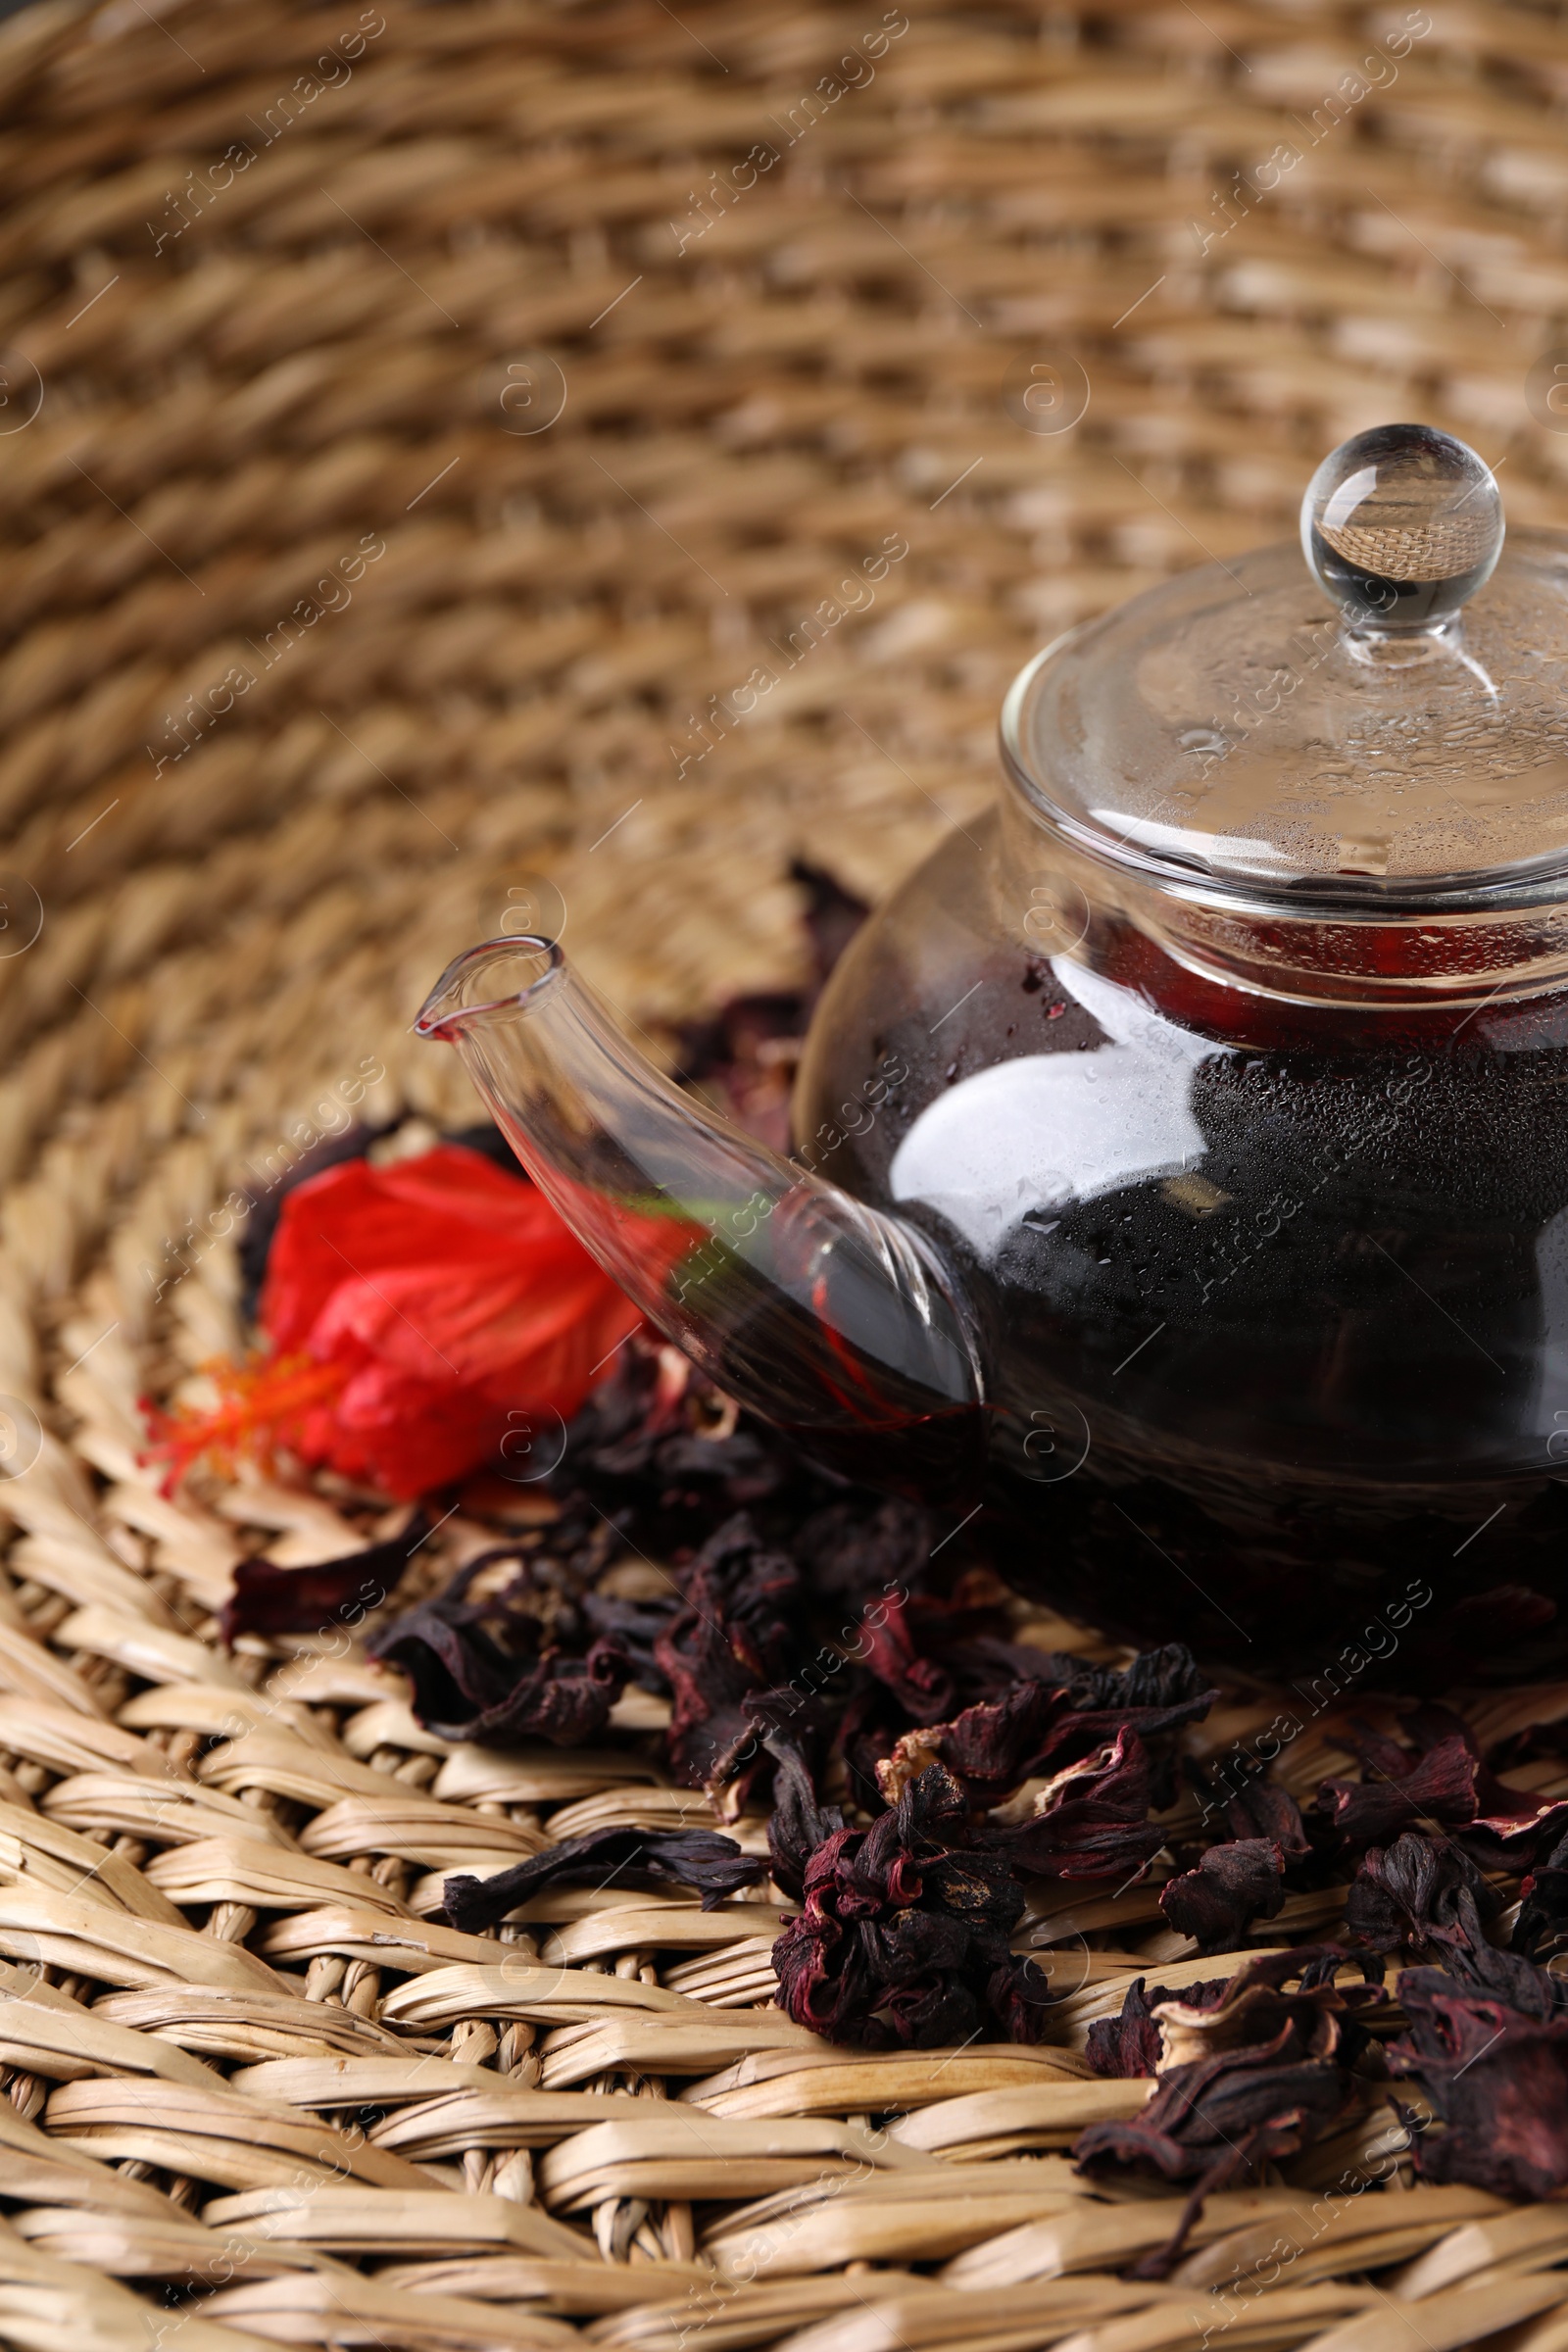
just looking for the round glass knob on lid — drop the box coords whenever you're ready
[1300,422,1503,631]
[1001,419,1568,899]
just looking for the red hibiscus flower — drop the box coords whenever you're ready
[152,1145,643,1499]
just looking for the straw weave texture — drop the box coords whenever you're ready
[3,0,1568,2343]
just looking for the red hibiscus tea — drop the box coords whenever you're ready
[804,924,1568,1689]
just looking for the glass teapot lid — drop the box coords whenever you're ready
[1003,423,1568,906]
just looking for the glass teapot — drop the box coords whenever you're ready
[417,424,1568,1684]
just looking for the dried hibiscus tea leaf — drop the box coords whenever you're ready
[655,1512,802,1789]
[1317,1717,1568,1873]
[1057,1643,1216,1729]
[446,1638,629,1745]
[1455,1781,1568,1876]
[771,1763,1051,2049]
[220,1509,430,1643]
[556,1337,789,1514]
[1084,1976,1228,2081]
[850,1588,956,1725]
[445,1825,767,1930]
[577,1584,680,1690]
[1220,1773,1311,1863]
[1514,1819,1568,1961]
[1390,1925,1568,2200]
[792,1494,932,1609]
[1315,1732,1478,1846]
[1158,1838,1285,1955]
[1026,1645,1217,1810]
[1074,1948,1367,2275]
[1415,1703,1568,1873]
[875,1645,1216,1820]
[1345,1830,1501,1967]
[875,1680,1059,1811]
[984,1726,1164,1883]
[760,1726,846,1901]
[368,1545,629,1745]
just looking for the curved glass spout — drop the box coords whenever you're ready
[415,938,985,1500]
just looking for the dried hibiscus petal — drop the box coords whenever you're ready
[771,1763,1050,2050]
[874,1646,1216,1820]
[1417,1893,1567,2018]
[1514,1820,1568,1961]
[1026,1645,1217,1806]
[445,1639,628,1745]
[1345,1830,1501,1966]
[368,1546,629,1746]
[1390,1931,1568,2200]
[445,1825,766,1930]
[1063,1643,1216,1721]
[1456,1784,1568,1876]
[876,1680,1058,1811]
[850,1589,955,1726]
[793,1495,931,1609]
[578,1586,680,1690]
[1315,1732,1478,1846]
[1408,1705,1568,1874]
[1084,1976,1228,2080]
[1023,1647,1217,1809]
[1151,1947,1360,2068]
[1075,1949,1363,2275]
[1220,1774,1311,1864]
[760,1728,845,1903]
[220,1510,430,1644]
[986,1726,1164,1883]
[1158,1838,1285,1955]
[1086,2050,1354,2276]
[556,1337,794,1525]
[655,1513,802,1789]
[1317,1719,1568,1874]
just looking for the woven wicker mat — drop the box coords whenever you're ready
[2,0,1568,2344]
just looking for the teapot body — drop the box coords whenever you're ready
[795,804,1568,1684]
